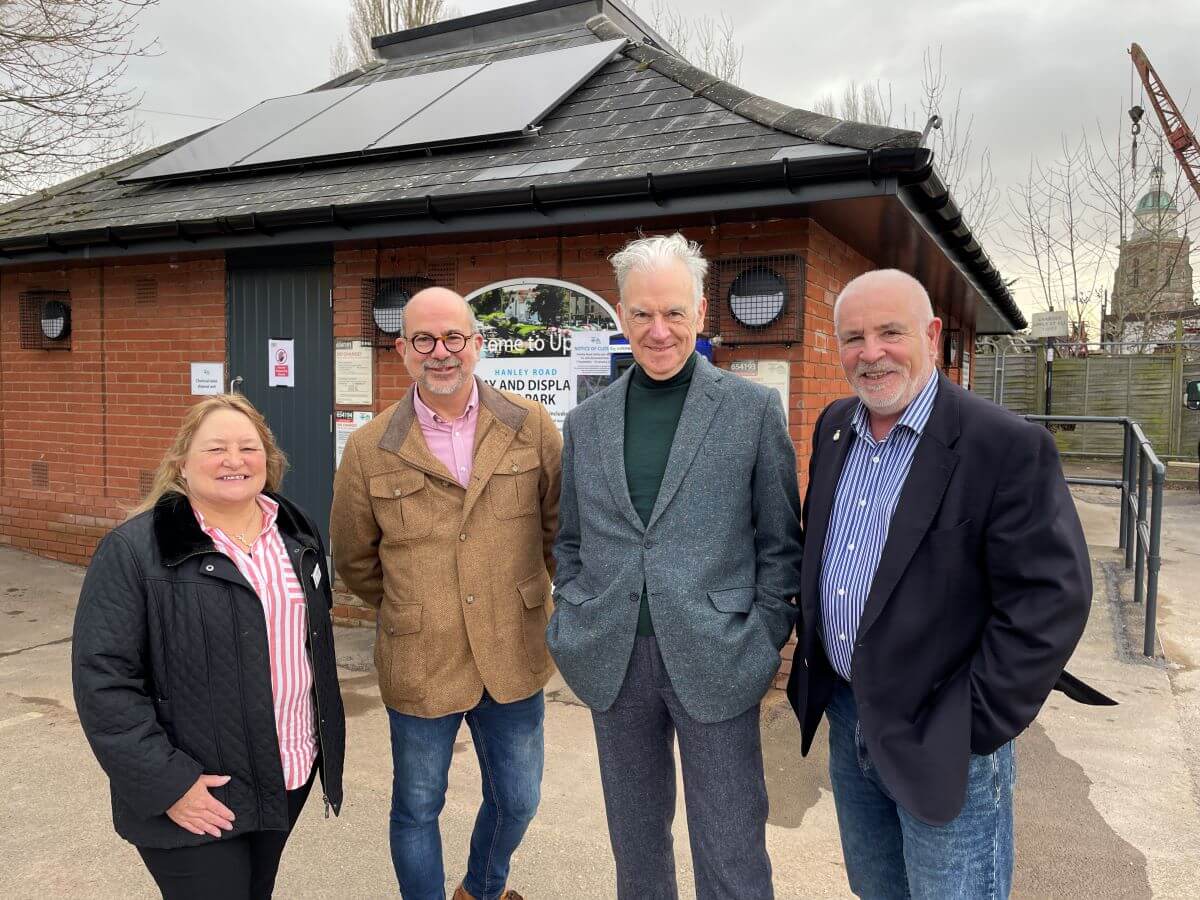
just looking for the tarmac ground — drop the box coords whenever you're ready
[1,477,1198,898]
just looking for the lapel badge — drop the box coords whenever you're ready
[833,429,841,442]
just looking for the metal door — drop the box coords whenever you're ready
[228,261,334,541]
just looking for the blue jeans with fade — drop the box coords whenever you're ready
[387,691,544,900]
[825,681,1015,900]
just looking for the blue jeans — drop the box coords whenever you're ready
[826,682,1014,899]
[387,691,544,900]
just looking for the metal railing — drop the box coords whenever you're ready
[1024,415,1165,657]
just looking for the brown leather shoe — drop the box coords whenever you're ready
[452,884,524,900]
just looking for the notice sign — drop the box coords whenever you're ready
[335,339,373,406]
[1030,310,1069,339]
[268,339,295,387]
[335,410,374,467]
[190,362,223,395]
[725,359,791,424]
[571,331,614,376]
[476,358,574,429]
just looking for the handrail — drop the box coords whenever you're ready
[1024,415,1165,657]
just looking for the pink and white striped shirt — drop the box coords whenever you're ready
[194,495,318,790]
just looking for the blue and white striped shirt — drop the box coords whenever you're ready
[820,372,939,680]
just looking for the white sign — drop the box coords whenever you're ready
[1030,310,1069,339]
[335,339,373,405]
[268,339,295,387]
[571,331,615,376]
[725,360,792,424]
[335,410,374,467]
[190,362,223,395]
[477,357,574,429]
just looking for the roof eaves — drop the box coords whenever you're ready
[586,13,920,151]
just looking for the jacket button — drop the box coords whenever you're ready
[628,592,639,602]
[393,488,402,497]
[466,595,475,604]
[643,540,652,549]
[205,564,214,572]
[459,533,467,541]
[511,463,519,472]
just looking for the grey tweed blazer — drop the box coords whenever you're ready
[548,354,803,724]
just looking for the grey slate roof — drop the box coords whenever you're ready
[0,15,917,244]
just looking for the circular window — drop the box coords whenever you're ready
[372,286,410,335]
[40,299,70,340]
[728,268,786,328]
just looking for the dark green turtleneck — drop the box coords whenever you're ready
[624,352,697,636]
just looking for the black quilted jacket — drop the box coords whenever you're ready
[72,491,345,849]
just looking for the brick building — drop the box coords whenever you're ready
[0,0,1021,680]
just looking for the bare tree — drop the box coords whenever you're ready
[331,0,456,73]
[812,49,998,240]
[814,81,893,125]
[628,0,743,84]
[0,0,158,199]
[998,139,1114,345]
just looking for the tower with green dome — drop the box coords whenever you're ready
[1106,178,1194,343]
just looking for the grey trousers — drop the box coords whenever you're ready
[591,635,774,900]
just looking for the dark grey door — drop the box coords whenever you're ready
[228,262,334,541]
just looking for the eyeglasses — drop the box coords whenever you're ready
[407,332,472,354]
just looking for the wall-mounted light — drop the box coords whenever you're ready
[19,289,72,350]
[728,267,787,328]
[371,285,410,335]
[40,299,70,341]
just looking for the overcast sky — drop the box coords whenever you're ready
[121,0,1199,318]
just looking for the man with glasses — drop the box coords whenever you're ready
[331,287,561,900]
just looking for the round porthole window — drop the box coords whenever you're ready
[728,268,786,328]
[40,299,70,340]
[372,286,410,335]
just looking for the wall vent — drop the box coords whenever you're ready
[31,460,49,489]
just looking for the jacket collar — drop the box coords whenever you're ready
[153,490,317,567]
[378,377,528,456]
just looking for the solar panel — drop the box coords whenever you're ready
[124,84,363,181]
[372,40,625,151]
[123,38,625,182]
[239,65,484,167]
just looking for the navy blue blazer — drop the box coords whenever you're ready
[787,373,1112,825]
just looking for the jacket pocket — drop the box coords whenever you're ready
[369,470,433,540]
[376,602,426,701]
[488,449,541,519]
[708,587,756,614]
[553,582,597,606]
[517,572,551,674]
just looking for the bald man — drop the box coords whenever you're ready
[787,270,1109,898]
[331,288,561,900]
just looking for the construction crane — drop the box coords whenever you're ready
[1130,42,1200,202]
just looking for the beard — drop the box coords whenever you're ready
[419,358,466,395]
[851,362,918,416]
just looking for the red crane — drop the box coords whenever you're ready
[1130,42,1200,202]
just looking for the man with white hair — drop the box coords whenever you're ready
[548,233,802,899]
[787,269,1111,898]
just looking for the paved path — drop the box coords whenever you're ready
[1,484,1197,898]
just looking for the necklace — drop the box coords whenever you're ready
[220,505,262,550]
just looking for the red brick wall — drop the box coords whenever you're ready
[0,255,225,564]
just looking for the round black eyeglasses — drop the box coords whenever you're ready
[409,332,471,354]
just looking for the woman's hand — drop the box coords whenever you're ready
[165,774,236,837]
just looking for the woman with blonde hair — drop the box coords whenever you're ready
[72,393,345,900]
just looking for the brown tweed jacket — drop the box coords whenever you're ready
[330,379,562,717]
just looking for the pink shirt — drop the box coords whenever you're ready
[194,496,318,790]
[413,378,480,487]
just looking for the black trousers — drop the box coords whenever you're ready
[137,767,315,900]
